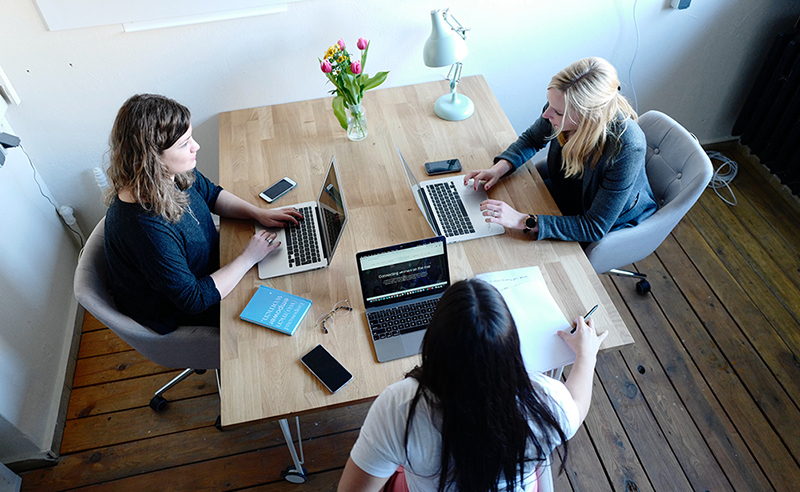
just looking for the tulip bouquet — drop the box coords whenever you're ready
[320,37,389,135]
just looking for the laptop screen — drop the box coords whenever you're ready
[356,236,450,309]
[317,157,348,262]
[396,146,439,235]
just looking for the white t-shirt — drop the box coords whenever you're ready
[350,373,580,492]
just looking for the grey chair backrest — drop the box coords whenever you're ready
[74,220,220,370]
[584,110,713,274]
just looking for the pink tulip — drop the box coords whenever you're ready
[350,61,362,75]
[321,60,332,73]
[337,38,346,49]
[357,37,368,50]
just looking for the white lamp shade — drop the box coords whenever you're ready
[423,10,468,68]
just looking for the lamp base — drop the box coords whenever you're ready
[434,92,474,121]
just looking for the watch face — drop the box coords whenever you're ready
[526,215,537,228]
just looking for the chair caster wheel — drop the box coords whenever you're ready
[215,415,224,431]
[195,369,207,375]
[149,395,168,412]
[281,465,308,484]
[636,279,651,295]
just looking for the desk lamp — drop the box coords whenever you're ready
[423,8,474,121]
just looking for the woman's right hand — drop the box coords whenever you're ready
[558,317,608,360]
[242,229,281,265]
[464,159,513,191]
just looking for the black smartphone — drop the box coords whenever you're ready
[300,345,353,393]
[259,177,297,203]
[425,158,462,176]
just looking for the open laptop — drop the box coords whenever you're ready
[356,236,450,362]
[257,156,348,279]
[397,147,504,243]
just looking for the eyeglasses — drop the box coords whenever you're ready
[316,300,352,334]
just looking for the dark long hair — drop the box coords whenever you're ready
[405,279,569,492]
[105,93,195,222]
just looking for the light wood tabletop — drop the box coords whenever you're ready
[217,75,633,427]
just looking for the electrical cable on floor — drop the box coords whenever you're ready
[20,144,85,247]
[628,0,640,114]
[706,150,738,206]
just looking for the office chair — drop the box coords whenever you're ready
[535,110,713,293]
[74,220,222,427]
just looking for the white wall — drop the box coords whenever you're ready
[0,114,80,463]
[0,0,797,462]
[0,0,797,236]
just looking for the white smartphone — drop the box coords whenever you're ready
[259,177,297,203]
[300,345,353,394]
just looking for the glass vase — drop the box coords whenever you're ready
[347,104,368,141]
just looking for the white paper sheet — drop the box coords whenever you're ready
[477,267,576,373]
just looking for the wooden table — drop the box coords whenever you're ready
[218,75,633,430]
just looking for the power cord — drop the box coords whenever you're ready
[19,144,85,247]
[706,151,738,206]
[628,0,640,114]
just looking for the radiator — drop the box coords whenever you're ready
[733,28,800,195]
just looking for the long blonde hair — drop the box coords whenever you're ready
[105,94,195,223]
[549,57,637,178]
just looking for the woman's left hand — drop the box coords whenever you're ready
[480,199,528,230]
[255,207,303,228]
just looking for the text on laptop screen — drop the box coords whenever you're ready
[318,162,347,259]
[358,241,448,305]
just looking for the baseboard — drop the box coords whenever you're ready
[54,305,85,451]
[702,139,739,151]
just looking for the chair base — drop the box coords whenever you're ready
[149,368,224,431]
[607,269,651,294]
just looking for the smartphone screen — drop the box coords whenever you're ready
[300,345,353,393]
[259,177,296,203]
[425,159,462,175]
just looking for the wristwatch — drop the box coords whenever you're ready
[523,214,538,234]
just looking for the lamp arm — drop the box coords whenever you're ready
[448,62,463,95]
[442,8,469,40]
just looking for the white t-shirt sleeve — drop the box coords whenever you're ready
[531,372,581,440]
[350,379,416,478]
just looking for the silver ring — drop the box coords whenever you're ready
[493,210,497,217]
[267,238,274,245]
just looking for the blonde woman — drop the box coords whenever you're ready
[104,94,302,334]
[466,57,657,242]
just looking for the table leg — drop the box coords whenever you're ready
[279,417,307,483]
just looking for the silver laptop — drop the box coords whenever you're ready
[397,147,504,243]
[356,236,450,363]
[257,156,348,279]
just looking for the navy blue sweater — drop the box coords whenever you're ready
[105,170,223,334]
[496,114,657,242]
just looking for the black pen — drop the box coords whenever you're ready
[571,304,598,333]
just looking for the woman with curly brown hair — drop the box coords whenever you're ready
[104,93,302,334]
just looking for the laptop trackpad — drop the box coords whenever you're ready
[402,330,426,357]
[374,337,407,363]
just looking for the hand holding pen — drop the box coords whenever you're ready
[571,304,598,334]
[558,304,608,359]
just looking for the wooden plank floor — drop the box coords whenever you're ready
[18,144,800,491]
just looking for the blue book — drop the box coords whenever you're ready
[239,286,312,336]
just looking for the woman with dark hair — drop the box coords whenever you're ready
[338,278,607,492]
[104,93,303,334]
[466,57,657,243]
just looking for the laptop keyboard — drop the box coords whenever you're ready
[428,182,475,237]
[367,298,439,341]
[286,206,321,267]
